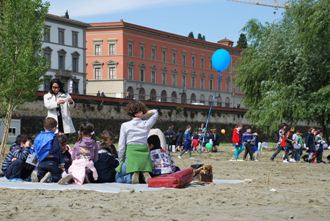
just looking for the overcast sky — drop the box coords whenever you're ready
[46,0,286,44]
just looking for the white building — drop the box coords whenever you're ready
[40,14,89,94]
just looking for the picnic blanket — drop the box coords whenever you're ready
[0,177,243,193]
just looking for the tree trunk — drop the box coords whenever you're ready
[0,102,14,156]
[321,121,329,144]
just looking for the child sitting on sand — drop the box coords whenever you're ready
[58,134,72,176]
[148,134,179,176]
[32,117,63,183]
[2,134,33,180]
[94,130,119,183]
[117,101,158,184]
[58,123,98,185]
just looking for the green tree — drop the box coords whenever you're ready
[0,0,49,155]
[235,0,330,140]
[197,33,203,40]
[188,31,194,38]
[236,33,247,48]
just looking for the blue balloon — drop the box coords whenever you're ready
[211,49,231,72]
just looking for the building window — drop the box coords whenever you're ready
[72,31,78,47]
[217,96,222,107]
[128,43,133,57]
[201,78,205,89]
[140,68,145,82]
[58,50,66,70]
[182,53,186,66]
[150,89,157,101]
[209,79,213,90]
[151,70,156,83]
[127,87,134,99]
[58,28,65,45]
[94,66,102,80]
[161,90,167,102]
[210,58,212,69]
[44,26,50,42]
[94,42,102,56]
[151,47,156,60]
[192,55,195,68]
[43,47,52,66]
[162,49,166,64]
[172,51,176,64]
[109,41,116,55]
[162,71,166,85]
[190,93,196,103]
[128,65,134,80]
[138,88,146,100]
[218,76,222,90]
[171,91,177,103]
[140,45,145,59]
[191,76,195,89]
[227,76,231,92]
[200,94,205,104]
[201,57,205,69]
[182,75,186,89]
[225,97,230,107]
[172,73,176,87]
[43,75,52,92]
[108,65,116,79]
[72,52,80,73]
[209,95,213,105]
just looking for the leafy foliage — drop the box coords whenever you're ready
[235,0,330,138]
[0,0,49,151]
[188,31,194,38]
[236,33,248,48]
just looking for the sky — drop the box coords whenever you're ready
[46,0,286,45]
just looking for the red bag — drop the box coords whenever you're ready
[147,167,193,188]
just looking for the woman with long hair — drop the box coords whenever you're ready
[43,78,75,135]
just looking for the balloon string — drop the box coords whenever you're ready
[196,93,216,164]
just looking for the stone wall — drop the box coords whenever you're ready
[12,93,268,142]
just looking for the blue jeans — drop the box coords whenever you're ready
[37,160,61,182]
[115,161,132,184]
[270,144,282,160]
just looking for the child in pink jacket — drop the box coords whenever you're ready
[58,123,98,185]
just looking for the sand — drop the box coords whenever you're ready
[1,148,330,221]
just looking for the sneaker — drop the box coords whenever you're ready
[40,172,51,183]
[132,172,140,184]
[31,170,39,182]
[58,174,74,185]
[289,158,296,163]
[178,155,182,159]
[283,160,289,163]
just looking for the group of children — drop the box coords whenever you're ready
[1,101,179,185]
[177,124,223,159]
[231,124,261,161]
[270,124,328,163]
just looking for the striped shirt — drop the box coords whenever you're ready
[1,148,31,173]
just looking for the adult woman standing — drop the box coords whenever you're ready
[44,79,76,135]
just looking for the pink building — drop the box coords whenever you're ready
[86,21,243,108]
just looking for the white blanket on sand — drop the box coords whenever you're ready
[0,177,242,193]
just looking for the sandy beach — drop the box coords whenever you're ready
[1,147,330,221]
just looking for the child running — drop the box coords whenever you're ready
[117,101,158,184]
[232,124,243,160]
